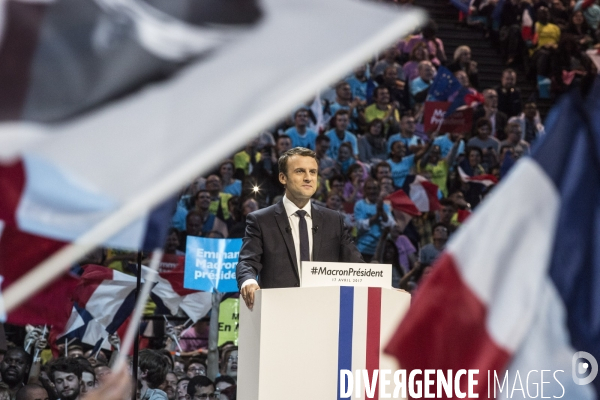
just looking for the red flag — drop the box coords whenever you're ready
[385,190,421,216]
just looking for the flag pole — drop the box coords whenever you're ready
[130,251,143,400]
[206,290,222,381]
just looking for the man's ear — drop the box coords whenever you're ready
[279,172,287,186]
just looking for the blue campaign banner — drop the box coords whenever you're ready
[184,236,242,293]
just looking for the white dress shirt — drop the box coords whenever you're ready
[241,195,313,288]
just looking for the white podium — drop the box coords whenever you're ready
[238,286,411,400]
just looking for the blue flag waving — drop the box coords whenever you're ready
[426,66,463,102]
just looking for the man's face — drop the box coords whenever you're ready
[419,62,435,81]
[24,387,49,400]
[205,176,222,193]
[401,117,416,135]
[337,83,352,101]
[316,140,330,156]
[376,166,391,181]
[219,163,233,180]
[501,71,516,88]
[279,155,318,203]
[335,114,349,131]
[364,181,380,203]
[524,103,537,119]
[440,205,455,224]
[508,123,522,140]
[380,177,394,194]
[242,199,258,216]
[326,194,342,210]
[0,349,28,386]
[192,384,215,400]
[375,88,390,105]
[177,380,189,400]
[469,150,481,166]
[186,215,203,236]
[165,373,178,400]
[455,70,469,87]
[354,65,366,79]
[80,371,95,398]
[383,67,397,82]
[295,111,308,127]
[276,138,292,155]
[225,350,238,377]
[433,225,449,241]
[53,371,81,400]
[484,90,498,108]
[186,363,206,378]
[195,192,211,210]
[338,145,352,161]
[94,366,111,385]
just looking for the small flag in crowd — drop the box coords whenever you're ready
[426,66,463,102]
[385,78,600,398]
[385,190,421,216]
[409,175,441,212]
[458,166,499,187]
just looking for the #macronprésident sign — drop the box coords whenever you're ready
[301,261,392,288]
[184,236,241,293]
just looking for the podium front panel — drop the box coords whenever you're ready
[239,286,411,400]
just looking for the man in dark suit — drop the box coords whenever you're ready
[472,88,508,141]
[236,147,364,309]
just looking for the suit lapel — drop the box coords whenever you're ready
[311,204,323,260]
[274,201,300,281]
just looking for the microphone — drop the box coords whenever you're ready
[312,225,319,234]
[285,226,292,234]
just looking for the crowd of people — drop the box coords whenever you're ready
[0,324,237,400]
[467,0,599,96]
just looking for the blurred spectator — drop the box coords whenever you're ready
[345,64,377,102]
[402,20,447,66]
[138,350,170,400]
[205,175,232,221]
[502,120,531,155]
[419,223,449,267]
[49,358,82,400]
[342,163,365,204]
[335,142,356,176]
[228,198,259,238]
[387,140,431,188]
[410,61,436,104]
[468,118,500,170]
[573,0,600,32]
[184,192,228,242]
[379,66,410,113]
[515,102,546,143]
[328,81,364,132]
[448,46,479,89]
[472,89,508,140]
[419,139,461,197]
[285,108,318,150]
[358,119,387,165]
[233,138,261,177]
[564,11,595,51]
[180,319,209,354]
[325,110,359,159]
[364,87,401,135]
[403,42,431,81]
[176,378,190,400]
[373,161,392,182]
[315,135,337,180]
[219,160,242,197]
[187,376,215,400]
[530,7,561,78]
[1,348,30,398]
[373,46,406,80]
[354,178,396,262]
[388,114,420,154]
[185,358,207,379]
[495,69,523,117]
[164,373,177,400]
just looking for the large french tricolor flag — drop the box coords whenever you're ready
[385,79,600,398]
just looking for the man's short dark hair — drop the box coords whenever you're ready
[215,375,236,387]
[50,358,82,382]
[185,357,206,371]
[293,108,309,119]
[139,349,170,389]
[276,134,291,143]
[16,384,47,400]
[315,135,330,145]
[187,376,214,397]
[277,147,317,175]
[372,161,391,179]
[373,86,389,100]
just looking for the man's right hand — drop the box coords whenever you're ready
[241,282,260,310]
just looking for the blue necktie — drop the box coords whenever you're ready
[295,210,310,263]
